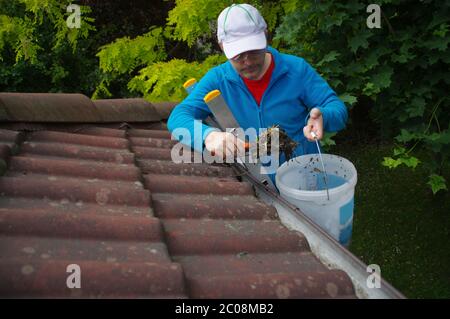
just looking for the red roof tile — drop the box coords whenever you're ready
[152,193,278,219]
[162,219,310,255]
[0,93,359,298]
[185,270,355,299]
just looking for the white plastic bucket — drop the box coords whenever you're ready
[275,154,357,246]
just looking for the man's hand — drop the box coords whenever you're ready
[303,108,324,142]
[204,131,247,159]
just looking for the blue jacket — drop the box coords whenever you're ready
[168,46,348,162]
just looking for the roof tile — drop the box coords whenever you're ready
[175,252,329,276]
[0,197,150,217]
[130,136,178,149]
[0,129,24,144]
[152,193,278,220]
[21,141,135,164]
[29,131,130,149]
[0,236,171,263]
[8,156,140,181]
[144,174,254,195]
[138,159,235,177]
[162,219,310,255]
[0,93,98,122]
[186,270,355,299]
[0,175,150,206]
[0,260,185,298]
[128,128,172,139]
[132,146,186,161]
[0,209,162,241]
[93,98,162,123]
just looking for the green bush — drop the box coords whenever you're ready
[275,0,449,194]
[94,0,300,101]
[0,0,97,94]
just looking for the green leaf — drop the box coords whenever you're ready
[395,129,419,143]
[436,130,450,144]
[372,65,393,90]
[406,97,426,118]
[362,82,376,96]
[329,78,343,88]
[427,174,448,194]
[348,32,370,53]
[339,93,358,106]
[422,36,450,52]
[393,147,406,156]
[364,50,380,70]
[391,53,409,64]
[432,23,449,38]
[316,50,340,67]
[425,133,442,142]
[400,156,420,169]
[381,157,403,169]
[345,62,365,75]
[320,132,337,151]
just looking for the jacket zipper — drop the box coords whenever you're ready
[259,67,288,128]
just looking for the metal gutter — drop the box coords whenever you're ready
[233,163,406,299]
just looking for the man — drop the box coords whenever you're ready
[168,3,348,167]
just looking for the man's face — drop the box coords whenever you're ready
[229,49,267,80]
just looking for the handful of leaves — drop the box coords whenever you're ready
[257,125,298,161]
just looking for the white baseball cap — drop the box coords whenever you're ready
[217,4,267,60]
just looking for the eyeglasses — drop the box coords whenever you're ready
[230,49,267,62]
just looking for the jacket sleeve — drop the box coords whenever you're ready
[299,59,348,132]
[167,69,221,153]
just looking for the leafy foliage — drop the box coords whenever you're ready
[166,0,230,47]
[275,0,450,194]
[165,0,301,47]
[128,54,226,102]
[0,0,94,62]
[93,26,167,99]
[0,0,96,93]
[427,174,448,195]
[94,0,301,101]
[97,27,166,75]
